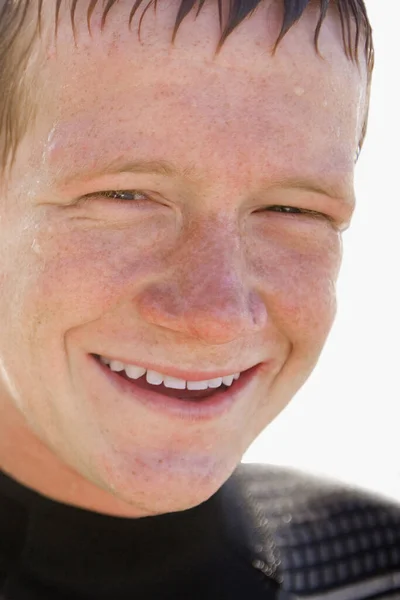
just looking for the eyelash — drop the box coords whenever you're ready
[90,191,328,220]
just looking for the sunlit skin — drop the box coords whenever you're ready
[0,1,366,517]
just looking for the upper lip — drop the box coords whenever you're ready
[94,354,261,381]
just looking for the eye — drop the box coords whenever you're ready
[87,190,150,203]
[267,205,320,217]
[263,205,334,222]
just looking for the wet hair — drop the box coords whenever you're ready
[0,0,374,172]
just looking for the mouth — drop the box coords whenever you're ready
[90,354,263,420]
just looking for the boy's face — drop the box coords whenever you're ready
[0,1,366,515]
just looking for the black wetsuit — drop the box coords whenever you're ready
[0,463,399,599]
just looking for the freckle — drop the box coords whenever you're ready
[294,86,305,96]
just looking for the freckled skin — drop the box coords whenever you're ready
[0,1,366,517]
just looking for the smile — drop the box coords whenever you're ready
[98,355,241,392]
[91,354,262,417]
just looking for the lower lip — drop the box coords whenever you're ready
[90,355,263,421]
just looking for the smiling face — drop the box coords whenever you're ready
[0,1,367,516]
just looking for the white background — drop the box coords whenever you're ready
[244,1,400,501]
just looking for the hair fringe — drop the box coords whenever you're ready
[0,0,374,173]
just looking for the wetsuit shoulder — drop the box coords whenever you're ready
[233,463,400,599]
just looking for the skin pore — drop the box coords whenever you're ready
[0,1,366,517]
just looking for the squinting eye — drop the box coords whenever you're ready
[266,205,327,219]
[268,205,307,215]
[92,190,149,202]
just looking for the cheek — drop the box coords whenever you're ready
[279,255,337,339]
[0,224,155,403]
[249,225,342,344]
[25,229,154,329]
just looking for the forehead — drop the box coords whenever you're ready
[33,0,366,184]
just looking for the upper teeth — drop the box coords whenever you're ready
[99,357,241,390]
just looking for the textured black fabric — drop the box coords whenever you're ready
[0,465,281,600]
[237,464,400,599]
[0,463,399,599]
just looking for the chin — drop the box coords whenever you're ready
[101,452,237,515]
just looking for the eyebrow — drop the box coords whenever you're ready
[60,159,199,184]
[276,177,355,205]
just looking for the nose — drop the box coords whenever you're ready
[135,234,268,345]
